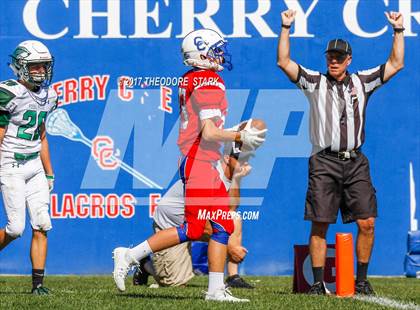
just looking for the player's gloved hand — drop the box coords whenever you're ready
[228,245,248,263]
[46,174,54,192]
[224,119,249,132]
[239,128,267,150]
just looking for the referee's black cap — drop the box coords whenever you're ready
[325,39,352,55]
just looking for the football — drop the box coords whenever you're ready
[238,118,267,152]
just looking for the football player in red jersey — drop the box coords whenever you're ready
[112,29,266,302]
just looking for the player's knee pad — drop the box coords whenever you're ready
[31,207,52,232]
[210,221,232,245]
[5,221,25,239]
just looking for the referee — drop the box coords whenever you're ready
[277,10,404,295]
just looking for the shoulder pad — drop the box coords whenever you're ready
[0,79,23,97]
[0,85,16,108]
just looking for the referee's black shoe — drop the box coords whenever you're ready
[355,280,375,295]
[132,257,150,286]
[226,274,255,289]
[307,281,327,295]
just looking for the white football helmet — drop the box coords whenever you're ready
[181,29,232,71]
[9,40,54,87]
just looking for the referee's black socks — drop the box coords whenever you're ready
[356,262,369,282]
[312,267,324,283]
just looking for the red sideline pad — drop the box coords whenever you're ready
[293,244,336,293]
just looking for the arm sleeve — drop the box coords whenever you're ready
[356,64,386,96]
[294,65,322,93]
[49,88,59,112]
[50,99,58,113]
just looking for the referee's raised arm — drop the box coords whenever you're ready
[277,9,299,83]
[383,11,405,82]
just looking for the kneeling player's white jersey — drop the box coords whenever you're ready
[154,160,232,229]
[0,79,57,155]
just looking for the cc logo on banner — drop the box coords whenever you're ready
[92,136,119,170]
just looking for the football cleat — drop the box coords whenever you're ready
[205,287,250,302]
[225,274,255,289]
[132,257,150,286]
[112,247,135,292]
[355,280,375,295]
[31,285,50,295]
[307,281,327,295]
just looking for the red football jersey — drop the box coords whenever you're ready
[177,69,227,161]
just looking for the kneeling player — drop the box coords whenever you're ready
[133,119,265,288]
[0,41,57,294]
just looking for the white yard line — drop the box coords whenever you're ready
[355,295,420,310]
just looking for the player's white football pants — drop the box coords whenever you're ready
[1,153,51,238]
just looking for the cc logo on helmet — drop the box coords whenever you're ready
[193,36,206,51]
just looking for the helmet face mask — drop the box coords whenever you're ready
[207,40,233,71]
[17,60,54,88]
[9,40,54,88]
[182,29,233,71]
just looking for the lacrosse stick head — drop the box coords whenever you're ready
[46,108,86,142]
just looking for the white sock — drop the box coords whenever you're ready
[127,241,152,263]
[208,272,225,294]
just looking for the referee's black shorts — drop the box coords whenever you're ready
[304,150,377,224]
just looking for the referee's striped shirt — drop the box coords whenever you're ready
[294,64,386,153]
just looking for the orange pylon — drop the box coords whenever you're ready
[335,233,355,297]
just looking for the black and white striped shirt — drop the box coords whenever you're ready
[295,64,386,153]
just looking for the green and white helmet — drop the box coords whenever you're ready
[9,40,54,87]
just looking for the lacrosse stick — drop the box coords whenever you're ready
[46,109,162,189]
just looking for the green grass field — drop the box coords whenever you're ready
[0,276,419,309]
